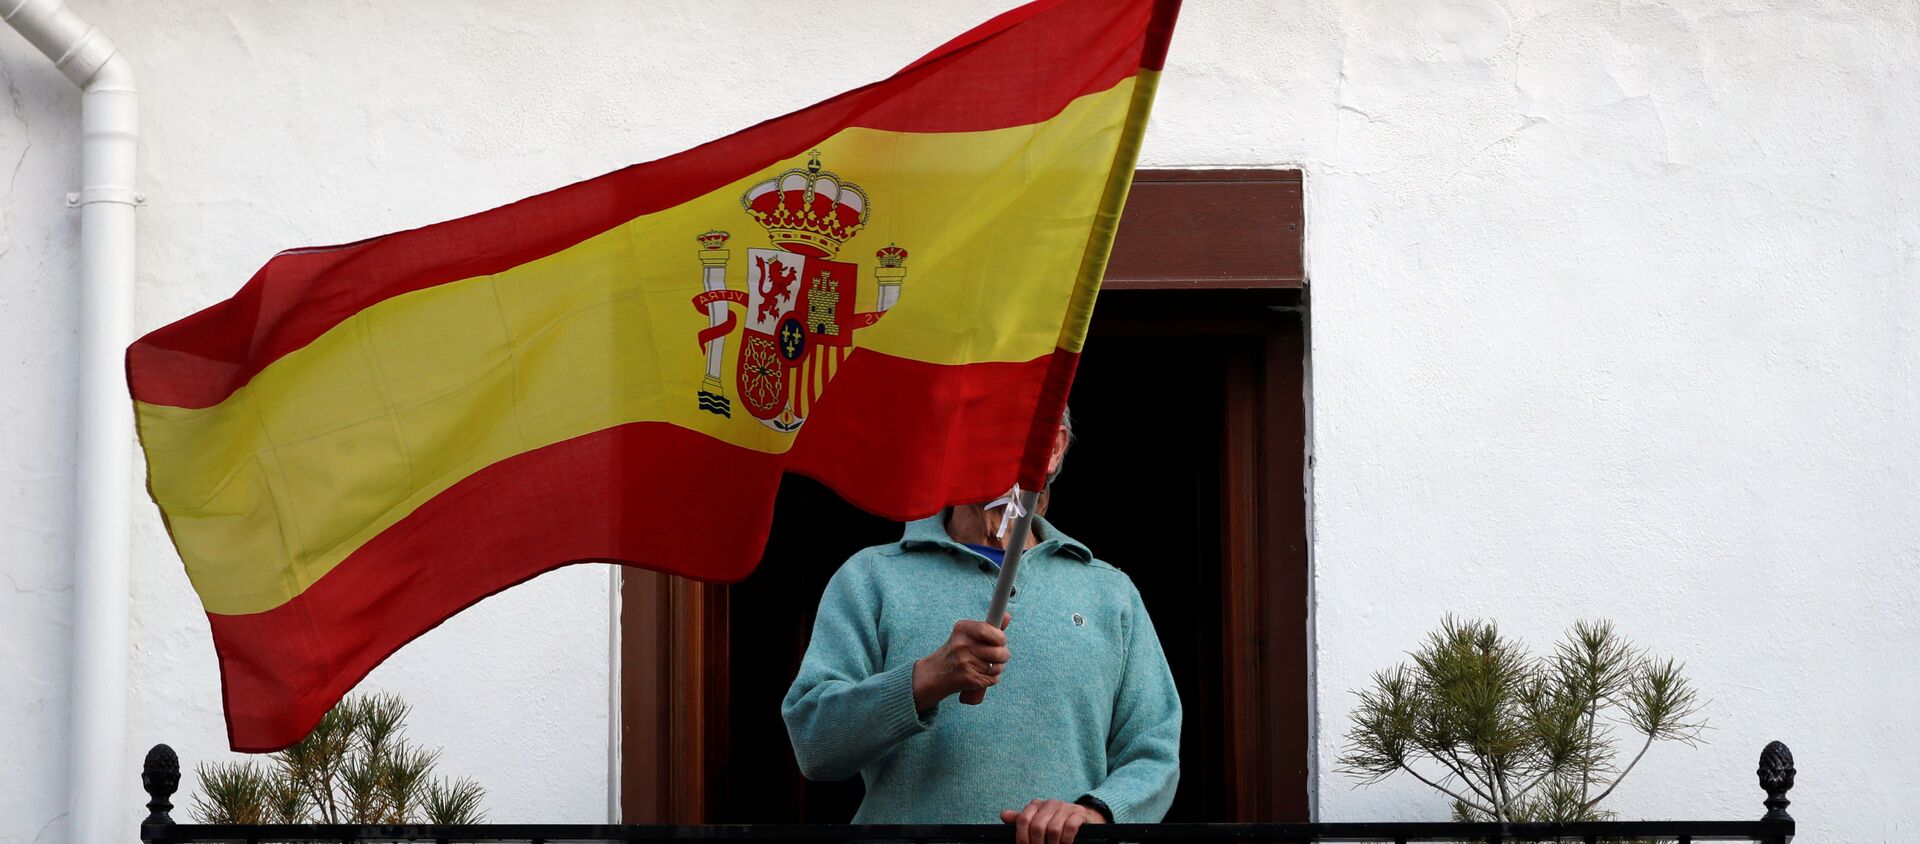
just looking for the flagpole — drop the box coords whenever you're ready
[959,485,1041,705]
[986,486,1042,626]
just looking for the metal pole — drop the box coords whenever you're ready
[982,487,1042,628]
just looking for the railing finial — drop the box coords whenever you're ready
[141,744,180,829]
[1758,740,1795,822]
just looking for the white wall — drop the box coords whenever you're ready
[3,1,1915,842]
[1,27,84,844]
[1244,3,1920,840]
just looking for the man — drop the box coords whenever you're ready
[782,412,1182,844]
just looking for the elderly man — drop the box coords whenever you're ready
[782,413,1182,844]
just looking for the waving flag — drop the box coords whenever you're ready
[129,0,1180,751]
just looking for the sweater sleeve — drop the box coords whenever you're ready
[1084,584,1182,822]
[781,556,934,781]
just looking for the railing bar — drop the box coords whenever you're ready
[131,823,1802,842]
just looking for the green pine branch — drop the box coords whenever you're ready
[189,692,487,826]
[1338,616,1708,824]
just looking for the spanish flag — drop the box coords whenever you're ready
[130,0,1180,751]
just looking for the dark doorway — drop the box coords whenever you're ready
[713,476,891,824]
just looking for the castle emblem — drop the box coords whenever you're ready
[690,152,907,432]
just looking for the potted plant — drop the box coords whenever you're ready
[190,693,485,824]
[1339,617,1705,823]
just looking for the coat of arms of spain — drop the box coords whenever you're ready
[690,151,908,433]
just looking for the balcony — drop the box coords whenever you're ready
[136,742,1796,844]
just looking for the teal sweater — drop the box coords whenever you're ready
[781,515,1182,824]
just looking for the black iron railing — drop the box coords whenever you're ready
[137,742,1797,843]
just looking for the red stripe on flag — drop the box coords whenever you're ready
[205,347,1070,751]
[1017,349,1081,489]
[1140,0,1183,71]
[127,0,1165,411]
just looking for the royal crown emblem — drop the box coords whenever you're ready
[690,152,907,432]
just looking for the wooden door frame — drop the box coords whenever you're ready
[1227,306,1310,821]
[619,168,1309,823]
[619,574,729,823]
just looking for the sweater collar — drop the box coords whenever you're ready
[899,511,1094,563]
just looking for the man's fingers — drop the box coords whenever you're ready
[1050,802,1080,844]
[952,657,990,688]
[970,645,1012,665]
[957,653,1001,681]
[954,667,995,696]
[1037,802,1068,844]
[1017,800,1045,844]
[1035,801,1061,844]
[1009,799,1099,844]
[955,620,1008,647]
[952,614,1013,705]
[1024,802,1051,844]
[1059,812,1087,844]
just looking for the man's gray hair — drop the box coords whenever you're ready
[1046,406,1075,487]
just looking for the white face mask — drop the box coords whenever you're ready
[982,483,1027,540]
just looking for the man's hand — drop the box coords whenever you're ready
[911,615,1011,710]
[1000,799,1104,844]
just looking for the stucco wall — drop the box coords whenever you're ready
[3,1,1916,842]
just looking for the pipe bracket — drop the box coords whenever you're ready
[67,187,145,207]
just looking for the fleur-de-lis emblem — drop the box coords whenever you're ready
[780,322,805,358]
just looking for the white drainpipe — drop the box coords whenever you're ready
[1,1,137,841]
